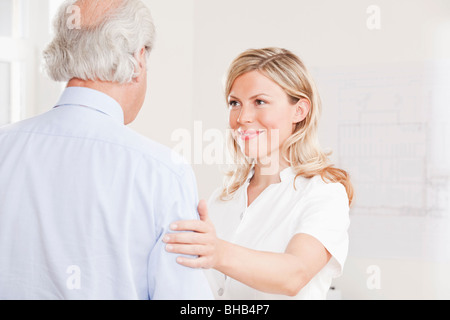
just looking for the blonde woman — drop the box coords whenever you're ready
[163,48,353,300]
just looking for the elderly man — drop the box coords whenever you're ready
[0,0,212,300]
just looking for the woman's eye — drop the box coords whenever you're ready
[229,101,241,109]
[255,99,267,106]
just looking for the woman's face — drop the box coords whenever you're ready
[228,70,309,164]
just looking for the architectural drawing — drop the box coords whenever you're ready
[314,61,450,218]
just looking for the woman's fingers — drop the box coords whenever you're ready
[165,243,215,269]
[164,202,218,269]
[165,243,213,256]
[163,231,208,245]
[169,200,211,233]
[170,219,210,233]
[175,256,212,269]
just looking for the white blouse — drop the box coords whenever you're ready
[204,167,350,300]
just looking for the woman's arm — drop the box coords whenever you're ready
[163,200,331,296]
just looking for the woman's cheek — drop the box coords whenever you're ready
[229,112,239,130]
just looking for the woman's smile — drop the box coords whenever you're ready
[237,129,266,141]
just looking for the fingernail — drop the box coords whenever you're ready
[163,235,170,242]
[166,245,173,252]
[170,224,178,230]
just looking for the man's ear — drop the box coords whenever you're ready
[293,98,311,124]
[133,47,147,82]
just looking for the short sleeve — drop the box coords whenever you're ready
[293,181,350,278]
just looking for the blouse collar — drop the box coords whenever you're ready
[246,166,296,184]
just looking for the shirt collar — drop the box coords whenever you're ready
[54,87,125,125]
[246,166,295,184]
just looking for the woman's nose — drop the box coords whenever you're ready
[237,106,255,124]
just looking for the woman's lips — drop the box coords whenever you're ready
[237,129,266,141]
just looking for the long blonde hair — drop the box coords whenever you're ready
[221,47,354,206]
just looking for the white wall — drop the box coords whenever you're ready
[22,0,450,300]
[190,0,450,198]
[137,0,450,299]
[189,0,450,300]
[130,0,195,149]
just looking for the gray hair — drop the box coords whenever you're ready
[43,0,156,84]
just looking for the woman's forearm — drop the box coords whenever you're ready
[164,202,330,297]
[215,239,308,296]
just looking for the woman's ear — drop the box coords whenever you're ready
[293,98,311,124]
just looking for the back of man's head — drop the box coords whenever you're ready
[43,0,155,84]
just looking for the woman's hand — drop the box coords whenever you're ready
[163,200,223,269]
[163,201,331,296]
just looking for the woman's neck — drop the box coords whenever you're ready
[251,155,290,188]
[246,155,289,207]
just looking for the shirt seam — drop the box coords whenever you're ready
[0,129,186,179]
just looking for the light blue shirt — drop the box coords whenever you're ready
[0,87,213,300]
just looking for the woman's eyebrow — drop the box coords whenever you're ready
[229,93,270,100]
[250,93,270,99]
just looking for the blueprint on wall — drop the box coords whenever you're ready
[313,61,450,259]
[315,61,450,218]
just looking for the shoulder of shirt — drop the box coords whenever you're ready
[0,118,32,133]
[0,116,191,180]
[119,126,192,179]
[298,175,348,204]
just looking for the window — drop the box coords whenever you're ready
[0,0,29,126]
[1,0,67,126]
[0,62,11,126]
[0,1,13,38]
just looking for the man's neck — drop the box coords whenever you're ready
[67,78,133,124]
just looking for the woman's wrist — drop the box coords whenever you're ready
[214,239,229,271]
